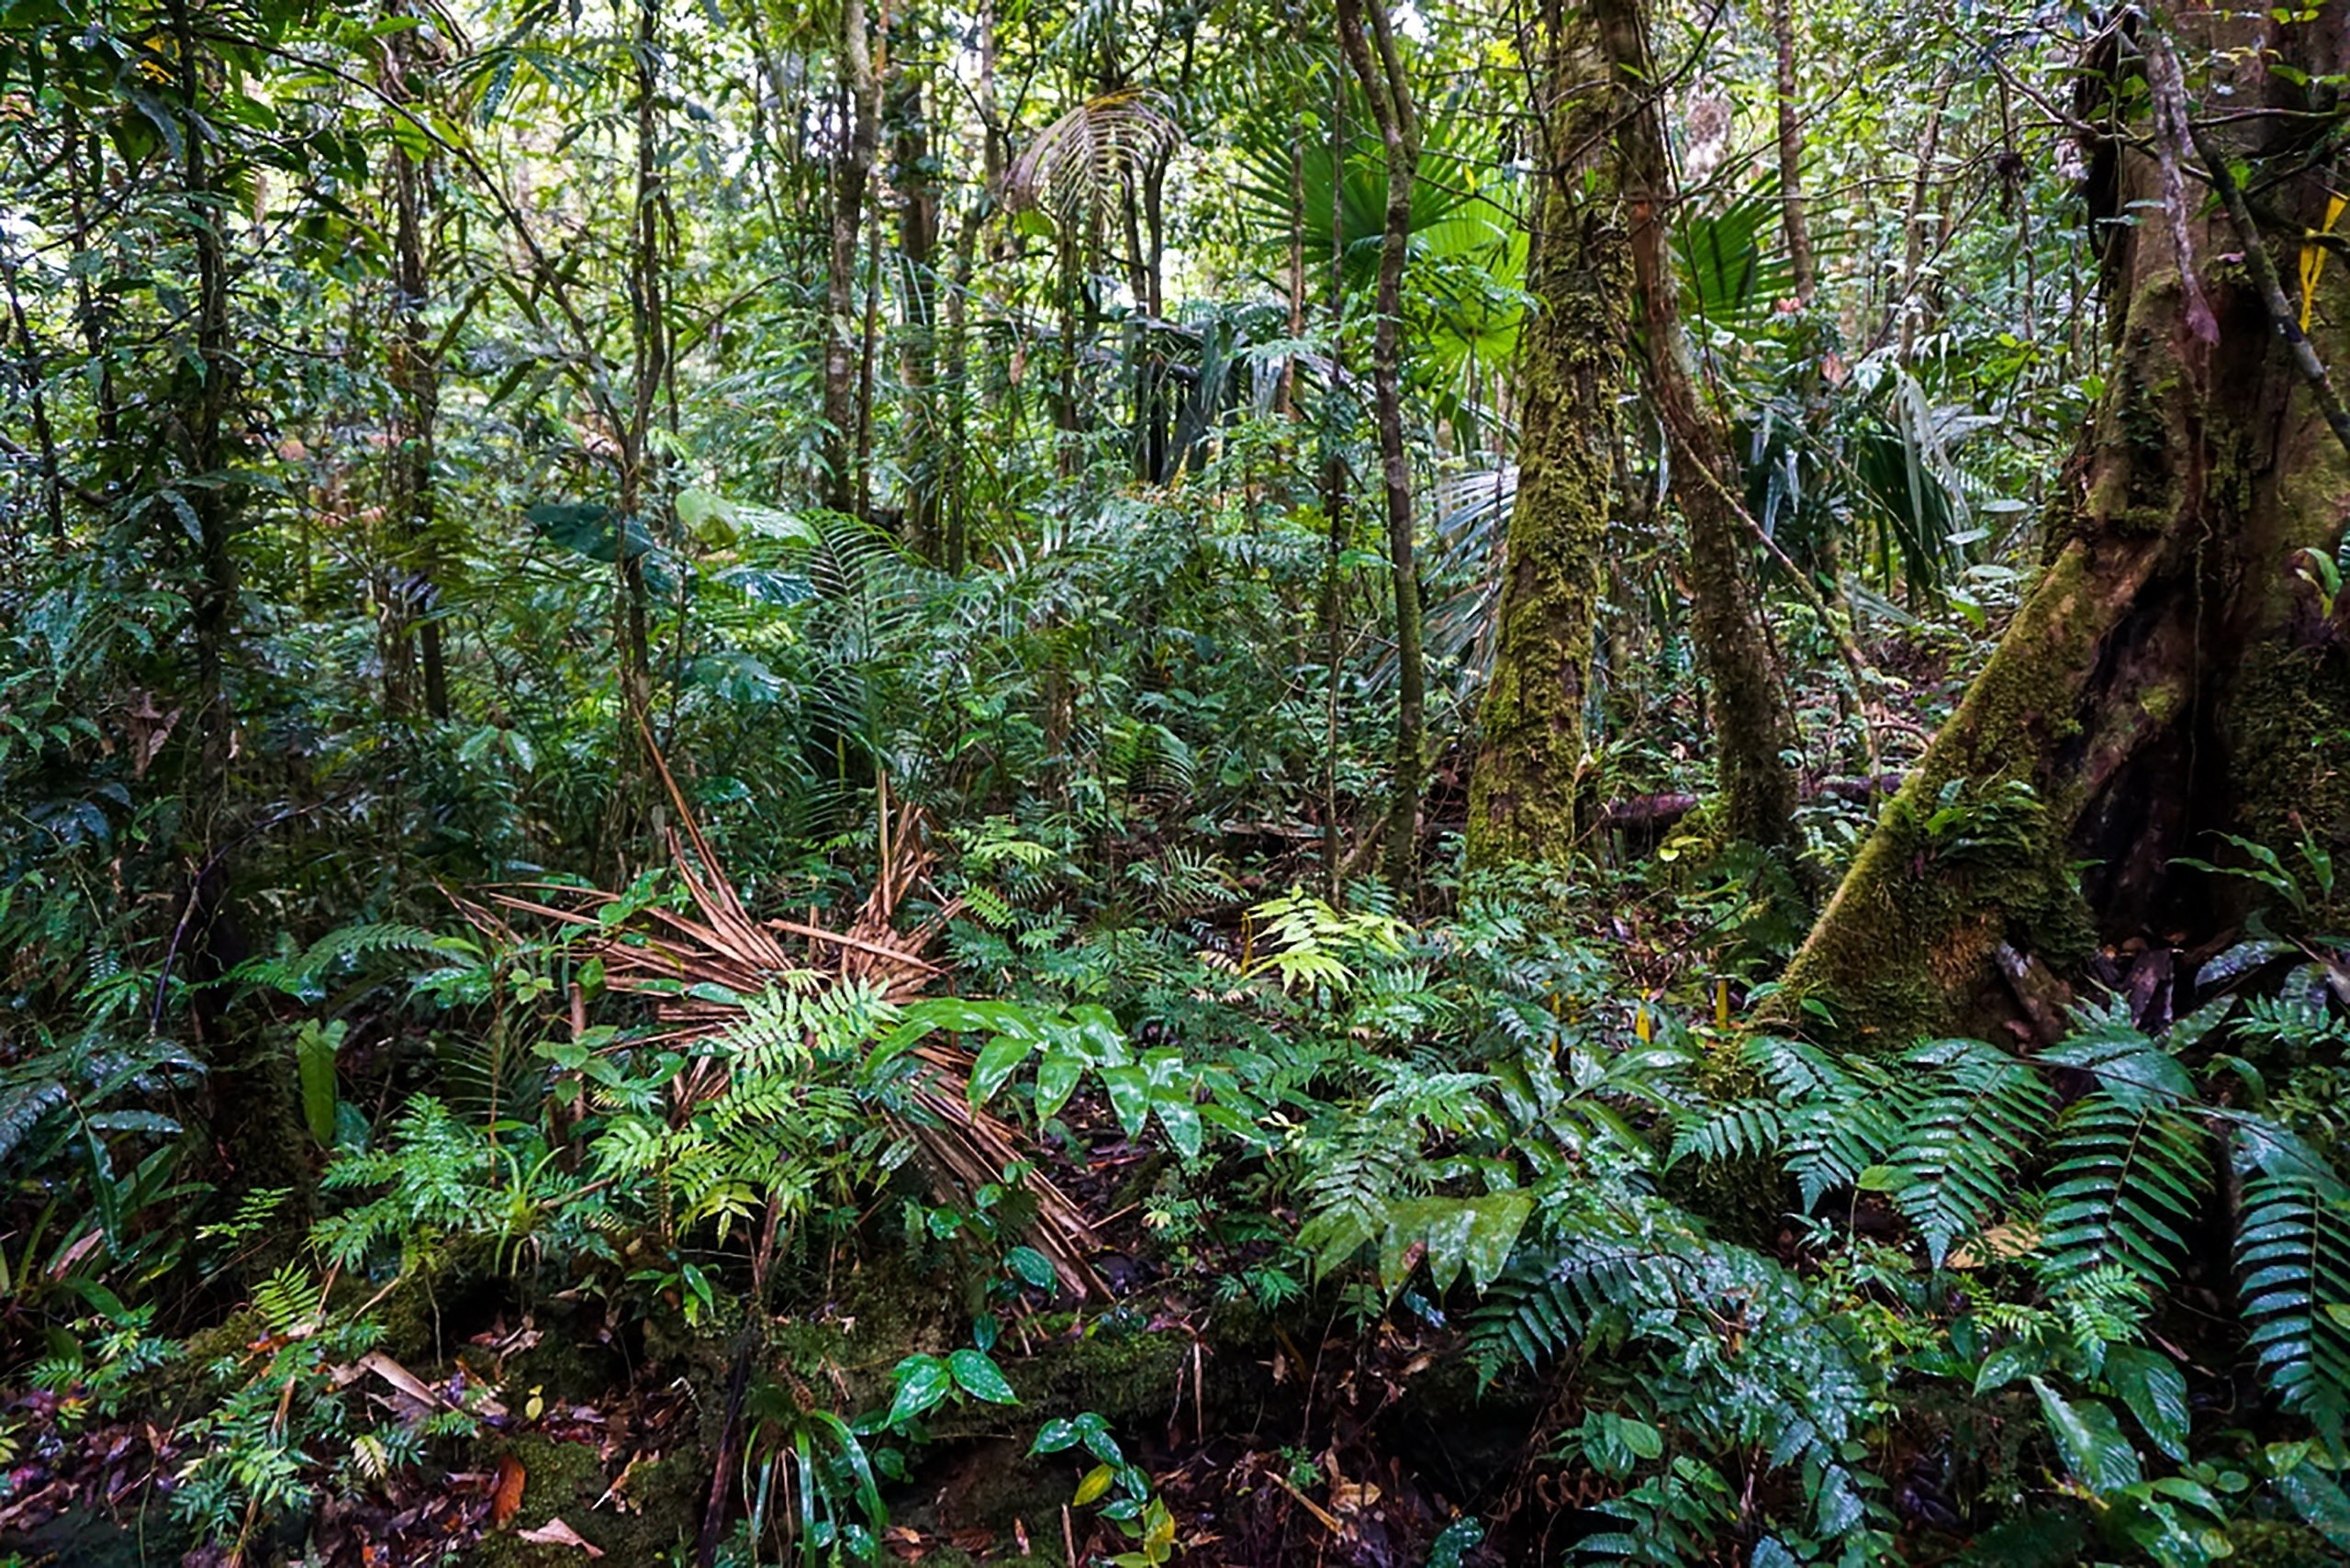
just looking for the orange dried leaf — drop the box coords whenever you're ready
[491,1453,527,1528]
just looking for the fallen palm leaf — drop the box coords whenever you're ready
[474,752,1103,1298]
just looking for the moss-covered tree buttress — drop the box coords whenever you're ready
[1772,3,2350,1046]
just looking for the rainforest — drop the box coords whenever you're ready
[4,0,2350,1562]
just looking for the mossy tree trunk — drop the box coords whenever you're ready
[1597,0,1802,855]
[1466,1,1629,868]
[1771,2,2350,1047]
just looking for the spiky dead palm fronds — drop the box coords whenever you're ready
[479,757,1104,1298]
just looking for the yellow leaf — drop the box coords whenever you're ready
[1073,1462,1115,1507]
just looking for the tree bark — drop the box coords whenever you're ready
[1336,0,1427,889]
[614,0,666,839]
[823,0,879,513]
[1595,0,1801,854]
[164,0,241,866]
[890,39,941,559]
[1771,1,2350,1047]
[1466,0,1629,868]
[382,3,449,722]
[1766,0,1816,306]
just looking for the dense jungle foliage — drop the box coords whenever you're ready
[5,0,2350,1561]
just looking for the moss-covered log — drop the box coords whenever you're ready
[1466,5,1631,868]
[1771,3,2350,1046]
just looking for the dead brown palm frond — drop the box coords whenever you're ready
[474,754,1105,1300]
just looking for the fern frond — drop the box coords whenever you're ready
[1739,1035,1863,1101]
[2041,1099,2207,1290]
[233,922,457,1002]
[1730,1034,1908,1209]
[0,1077,68,1166]
[1886,1037,2055,1268]
[1782,1093,1907,1212]
[1470,1221,1875,1538]
[2236,1120,2350,1443]
[2036,1002,2196,1110]
[1668,1103,1783,1167]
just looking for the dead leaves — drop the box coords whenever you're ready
[490,1453,527,1529]
[516,1516,602,1555]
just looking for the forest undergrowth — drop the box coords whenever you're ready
[7,0,2350,1562]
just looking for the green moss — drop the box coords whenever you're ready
[2220,1518,2337,1566]
[2228,642,2350,904]
[463,1435,702,1566]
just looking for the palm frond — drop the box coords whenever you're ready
[1007,88,1181,230]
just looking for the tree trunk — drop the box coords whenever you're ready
[165,0,241,868]
[823,0,879,513]
[890,42,941,559]
[1319,62,1348,899]
[1337,0,1426,889]
[1766,0,1816,306]
[1771,2,2350,1047]
[382,5,449,722]
[614,0,666,839]
[1596,0,1800,854]
[1465,0,1629,868]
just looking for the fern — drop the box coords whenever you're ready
[230,922,458,1003]
[1733,1035,1910,1209]
[1669,1102,1783,1167]
[0,1077,67,1166]
[253,1264,324,1338]
[1296,1126,1427,1277]
[1470,1216,1875,1540]
[2039,1099,2207,1291]
[2235,1118,2350,1443]
[2037,1001,2199,1111]
[1883,1037,2055,1269]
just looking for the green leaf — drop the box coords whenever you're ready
[2103,1344,2191,1462]
[296,1021,342,1148]
[947,1348,1018,1405]
[969,1033,1035,1109]
[2030,1377,2143,1495]
[1035,1046,1084,1120]
[1066,1003,1128,1067]
[527,500,652,563]
[887,1355,953,1425]
[1102,1065,1150,1138]
[2274,1458,2350,1551]
[1007,1246,1058,1292]
[1460,1192,1534,1292]
[1975,1342,2047,1394]
[1154,1094,1203,1159]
